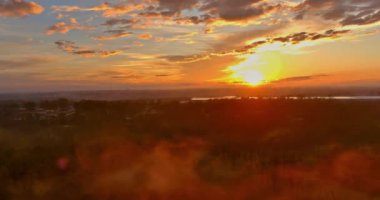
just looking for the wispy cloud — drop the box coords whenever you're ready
[0,57,52,69]
[93,30,133,41]
[55,40,122,58]
[102,18,140,27]
[271,74,329,84]
[51,2,145,17]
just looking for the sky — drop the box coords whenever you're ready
[0,0,380,92]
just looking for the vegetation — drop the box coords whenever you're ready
[0,99,379,200]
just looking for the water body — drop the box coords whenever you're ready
[191,96,380,101]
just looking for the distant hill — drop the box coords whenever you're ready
[1,86,380,101]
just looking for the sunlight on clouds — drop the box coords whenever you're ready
[2,0,380,90]
[257,41,316,55]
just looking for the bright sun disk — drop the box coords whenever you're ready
[239,69,265,86]
[224,54,266,86]
[223,52,283,87]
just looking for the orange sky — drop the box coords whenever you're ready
[0,0,380,92]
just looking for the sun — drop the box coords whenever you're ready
[222,53,283,87]
[238,69,265,86]
[226,66,265,86]
[223,54,266,86]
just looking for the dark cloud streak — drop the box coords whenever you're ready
[55,40,122,57]
[271,74,329,84]
[164,29,350,63]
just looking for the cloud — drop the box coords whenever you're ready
[156,0,198,15]
[0,0,43,17]
[156,74,174,77]
[271,74,329,84]
[163,29,350,63]
[228,29,350,55]
[162,54,210,63]
[138,33,153,40]
[55,40,122,57]
[139,0,282,26]
[86,69,144,80]
[140,0,281,24]
[272,29,350,44]
[212,24,286,51]
[102,18,140,27]
[51,2,145,17]
[139,0,199,18]
[295,0,380,26]
[0,57,51,69]
[200,0,280,23]
[94,30,133,41]
[341,9,380,26]
[46,18,94,35]
[175,14,214,25]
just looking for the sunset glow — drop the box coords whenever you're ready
[224,53,283,86]
[239,69,265,86]
[224,55,265,86]
[0,0,379,91]
[2,1,380,199]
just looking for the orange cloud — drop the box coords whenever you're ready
[46,18,94,35]
[138,33,153,40]
[51,2,145,17]
[0,0,43,17]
